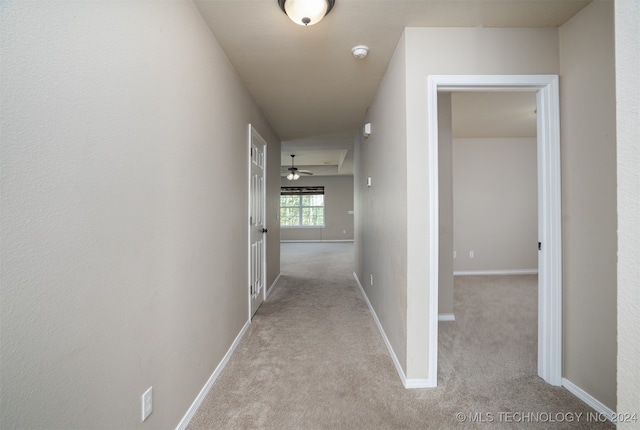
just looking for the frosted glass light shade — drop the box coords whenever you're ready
[279,0,334,26]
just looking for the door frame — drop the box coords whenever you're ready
[247,124,268,320]
[426,75,562,386]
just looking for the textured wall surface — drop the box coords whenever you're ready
[559,0,617,410]
[403,26,559,379]
[0,2,279,428]
[615,0,640,424]
[355,32,409,373]
[356,26,560,381]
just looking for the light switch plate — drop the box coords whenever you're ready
[142,386,153,422]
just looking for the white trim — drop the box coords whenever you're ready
[453,269,539,276]
[427,75,563,388]
[562,378,616,424]
[353,273,431,389]
[280,240,354,243]
[247,124,252,321]
[426,77,440,389]
[404,378,433,389]
[535,77,563,387]
[438,313,455,321]
[280,225,326,229]
[266,273,282,298]
[175,320,250,430]
[353,273,408,387]
[259,130,268,307]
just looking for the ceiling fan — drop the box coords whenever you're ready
[283,154,313,180]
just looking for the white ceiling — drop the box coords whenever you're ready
[194,0,589,175]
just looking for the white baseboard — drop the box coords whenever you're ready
[454,269,538,276]
[353,272,432,389]
[404,378,433,388]
[562,378,616,423]
[280,240,354,243]
[175,320,251,430]
[353,273,407,386]
[266,273,282,298]
[438,313,455,321]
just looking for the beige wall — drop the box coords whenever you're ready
[452,138,538,272]
[438,94,454,315]
[355,32,409,371]
[357,27,560,380]
[0,2,279,428]
[616,0,640,422]
[402,27,560,379]
[280,175,354,241]
[559,0,617,410]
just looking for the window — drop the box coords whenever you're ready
[280,186,325,227]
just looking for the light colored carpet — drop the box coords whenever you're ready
[187,242,613,429]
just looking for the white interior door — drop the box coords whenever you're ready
[249,127,267,317]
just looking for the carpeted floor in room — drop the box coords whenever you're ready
[187,242,613,429]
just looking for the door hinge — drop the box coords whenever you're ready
[250,147,253,156]
[538,242,542,251]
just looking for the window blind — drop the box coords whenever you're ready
[280,186,325,196]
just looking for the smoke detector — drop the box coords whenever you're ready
[351,45,369,59]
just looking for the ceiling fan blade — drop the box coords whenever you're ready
[298,170,313,175]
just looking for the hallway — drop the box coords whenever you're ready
[2,2,635,427]
[187,243,613,429]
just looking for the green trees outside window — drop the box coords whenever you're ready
[280,194,324,227]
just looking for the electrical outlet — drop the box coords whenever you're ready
[469,250,474,259]
[142,386,153,422]
[370,274,374,286]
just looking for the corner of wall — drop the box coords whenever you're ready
[558,0,617,411]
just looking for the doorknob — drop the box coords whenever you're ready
[262,228,268,233]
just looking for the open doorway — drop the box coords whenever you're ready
[438,91,539,384]
[277,138,356,289]
[426,75,562,387]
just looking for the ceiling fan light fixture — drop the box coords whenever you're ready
[284,154,313,180]
[278,0,335,26]
[286,154,302,180]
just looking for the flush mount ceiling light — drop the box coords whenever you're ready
[278,0,335,26]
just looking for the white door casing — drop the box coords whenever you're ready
[426,75,562,387]
[249,125,267,318]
